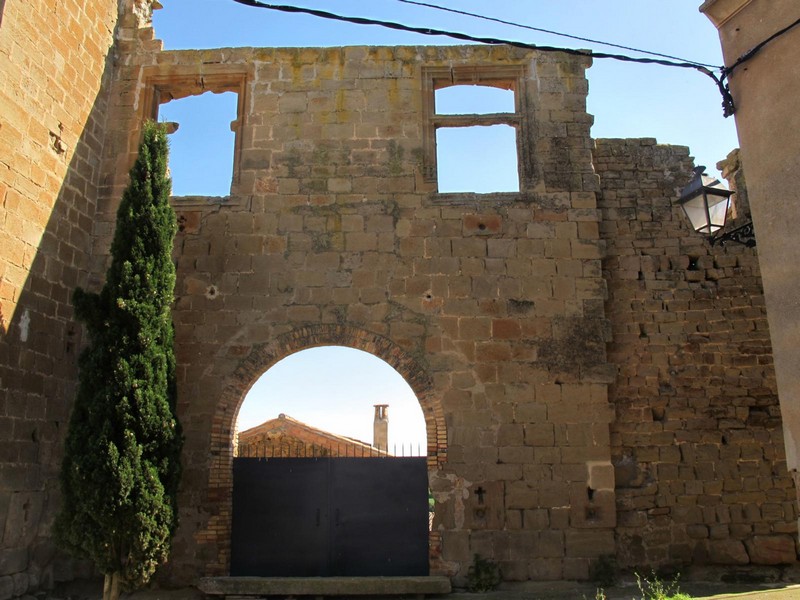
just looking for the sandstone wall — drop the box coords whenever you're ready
[100,43,615,584]
[597,138,798,575]
[0,1,123,596]
[2,0,794,591]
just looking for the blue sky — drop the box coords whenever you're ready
[154,0,738,179]
[153,1,738,448]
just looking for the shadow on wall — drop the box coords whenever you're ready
[0,52,119,597]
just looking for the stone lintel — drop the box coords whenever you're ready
[197,576,452,596]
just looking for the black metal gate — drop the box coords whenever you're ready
[231,457,429,577]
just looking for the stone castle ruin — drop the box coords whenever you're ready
[0,1,797,596]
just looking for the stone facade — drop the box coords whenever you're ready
[0,1,797,597]
[115,42,613,584]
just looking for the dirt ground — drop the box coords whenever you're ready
[39,578,800,600]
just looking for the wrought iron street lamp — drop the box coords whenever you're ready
[678,166,734,236]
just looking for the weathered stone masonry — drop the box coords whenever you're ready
[0,2,797,596]
[597,139,797,571]
[0,0,120,596]
[102,42,616,583]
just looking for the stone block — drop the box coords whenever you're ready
[708,539,750,565]
[0,576,13,600]
[2,492,43,548]
[11,573,27,597]
[0,548,27,577]
[745,535,798,565]
[463,214,502,236]
[565,530,615,558]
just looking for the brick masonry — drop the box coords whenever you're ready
[0,1,797,596]
[0,0,120,596]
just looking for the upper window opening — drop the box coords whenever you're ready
[435,84,515,115]
[141,66,248,200]
[158,91,238,197]
[422,66,526,194]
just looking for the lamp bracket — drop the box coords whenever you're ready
[711,221,756,248]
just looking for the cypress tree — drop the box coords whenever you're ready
[56,121,182,600]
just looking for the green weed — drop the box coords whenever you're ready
[635,570,692,600]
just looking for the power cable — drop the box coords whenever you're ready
[725,15,800,74]
[228,1,800,117]
[229,0,718,69]
[395,0,718,68]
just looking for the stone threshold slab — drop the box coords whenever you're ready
[197,576,452,597]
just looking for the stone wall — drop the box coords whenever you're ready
[0,1,122,596]
[1,0,797,593]
[99,42,615,584]
[597,138,798,574]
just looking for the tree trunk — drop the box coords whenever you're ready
[102,572,121,600]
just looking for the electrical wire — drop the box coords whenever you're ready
[395,0,718,68]
[228,0,800,117]
[230,0,718,70]
[725,15,800,75]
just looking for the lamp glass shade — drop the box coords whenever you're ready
[705,192,730,233]
[679,174,732,235]
[682,191,731,234]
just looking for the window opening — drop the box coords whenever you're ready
[423,66,526,194]
[141,66,248,199]
[435,84,515,115]
[158,91,238,197]
[436,125,519,193]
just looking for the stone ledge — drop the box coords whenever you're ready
[197,576,452,597]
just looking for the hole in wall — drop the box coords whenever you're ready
[431,81,520,194]
[158,91,238,197]
[435,84,515,115]
[435,125,519,193]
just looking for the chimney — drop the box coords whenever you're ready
[373,404,388,452]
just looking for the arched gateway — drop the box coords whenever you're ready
[201,324,447,576]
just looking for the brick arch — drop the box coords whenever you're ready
[204,323,447,576]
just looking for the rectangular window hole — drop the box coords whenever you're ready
[157,91,238,197]
[435,84,515,115]
[435,125,519,193]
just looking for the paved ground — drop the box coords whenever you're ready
[46,579,800,600]
[448,581,800,600]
